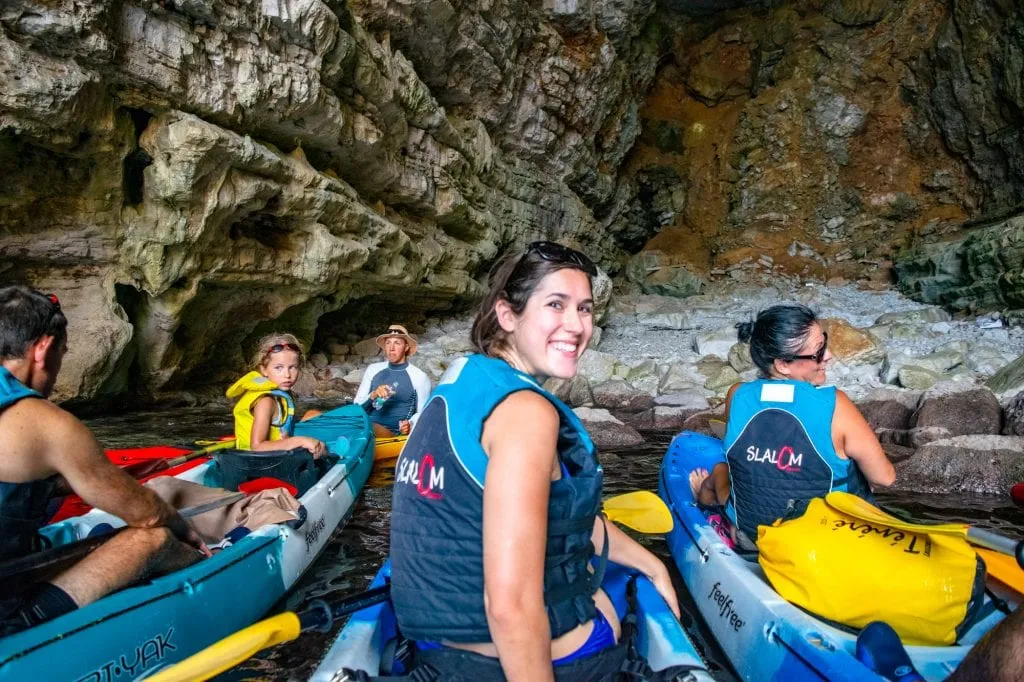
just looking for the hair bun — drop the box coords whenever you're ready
[735,320,754,342]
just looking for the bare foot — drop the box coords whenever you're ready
[689,468,709,500]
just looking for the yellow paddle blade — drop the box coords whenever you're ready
[977,548,1024,597]
[146,612,301,682]
[604,491,673,534]
[825,492,970,536]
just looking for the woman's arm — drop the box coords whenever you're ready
[591,518,680,619]
[481,390,560,682]
[833,389,896,486]
[249,396,325,457]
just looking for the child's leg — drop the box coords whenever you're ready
[300,409,323,422]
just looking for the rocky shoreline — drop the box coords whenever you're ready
[294,278,1024,497]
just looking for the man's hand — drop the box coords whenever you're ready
[398,419,411,435]
[166,512,212,557]
[370,385,393,401]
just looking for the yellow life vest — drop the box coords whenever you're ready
[226,371,296,450]
[757,496,985,646]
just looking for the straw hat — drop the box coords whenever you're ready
[375,324,418,356]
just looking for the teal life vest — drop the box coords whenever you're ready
[0,368,59,561]
[390,354,605,643]
[723,379,872,540]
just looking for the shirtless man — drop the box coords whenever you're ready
[0,286,206,635]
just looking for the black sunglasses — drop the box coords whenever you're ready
[516,241,597,276]
[788,332,829,364]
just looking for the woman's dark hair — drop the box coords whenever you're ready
[737,303,817,376]
[0,285,68,360]
[471,244,595,357]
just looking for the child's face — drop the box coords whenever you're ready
[261,349,301,390]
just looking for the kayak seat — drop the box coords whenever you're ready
[215,447,320,497]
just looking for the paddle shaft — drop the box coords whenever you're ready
[119,439,237,479]
[0,492,246,592]
[966,527,1024,569]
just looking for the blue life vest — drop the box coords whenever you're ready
[0,368,59,561]
[390,354,605,643]
[723,379,872,540]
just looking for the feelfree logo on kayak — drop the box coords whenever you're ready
[396,452,446,500]
[708,582,746,632]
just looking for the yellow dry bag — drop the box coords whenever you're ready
[757,496,985,646]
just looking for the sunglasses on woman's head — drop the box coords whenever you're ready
[46,293,60,309]
[788,332,828,364]
[520,241,598,276]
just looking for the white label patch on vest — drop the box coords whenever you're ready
[760,383,795,403]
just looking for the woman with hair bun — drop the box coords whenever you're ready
[388,242,680,681]
[691,303,895,546]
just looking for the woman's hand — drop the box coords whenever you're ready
[398,419,411,435]
[297,436,326,459]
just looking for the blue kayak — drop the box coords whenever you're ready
[310,560,716,681]
[660,430,1014,682]
[0,404,374,681]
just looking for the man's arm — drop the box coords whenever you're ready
[353,363,382,408]
[35,402,205,549]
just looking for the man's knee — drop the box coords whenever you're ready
[118,526,176,556]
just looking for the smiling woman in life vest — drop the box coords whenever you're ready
[225,333,325,458]
[694,304,896,545]
[388,242,680,682]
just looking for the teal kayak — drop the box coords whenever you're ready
[0,404,374,680]
[310,560,716,681]
[660,430,1015,681]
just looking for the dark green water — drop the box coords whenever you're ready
[80,408,1024,682]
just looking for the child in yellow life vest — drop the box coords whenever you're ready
[226,333,326,458]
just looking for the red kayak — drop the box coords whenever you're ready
[48,442,228,522]
[1012,483,1024,507]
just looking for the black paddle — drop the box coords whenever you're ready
[0,492,246,597]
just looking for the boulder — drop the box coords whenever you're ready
[625,250,704,299]
[437,332,474,355]
[353,338,381,357]
[633,296,693,330]
[577,350,619,384]
[893,436,1024,495]
[856,387,921,431]
[986,354,1024,398]
[819,318,884,364]
[874,308,951,325]
[897,366,943,390]
[546,375,594,407]
[727,342,754,373]
[694,324,741,359]
[914,386,1002,436]
[654,389,712,412]
[659,362,705,394]
[880,348,964,384]
[573,407,644,450]
[681,408,726,439]
[1001,391,1024,436]
[591,380,654,412]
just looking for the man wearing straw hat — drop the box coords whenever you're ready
[354,324,432,437]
